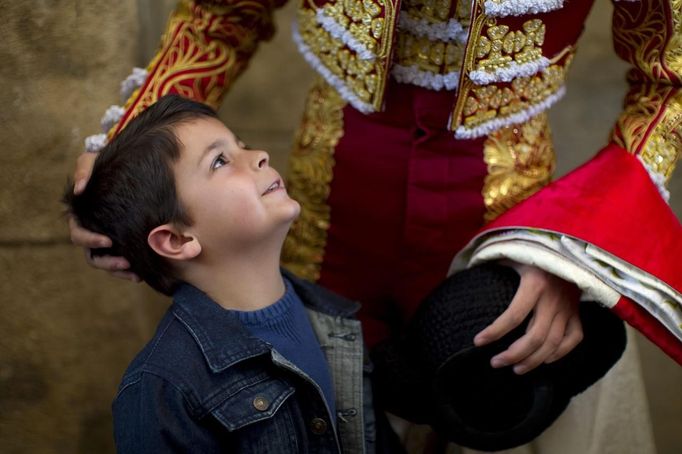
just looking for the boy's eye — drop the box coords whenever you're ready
[212,153,228,170]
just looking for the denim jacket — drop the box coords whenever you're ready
[112,271,378,453]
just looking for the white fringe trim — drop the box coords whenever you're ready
[391,64,460,91]
[483,0,564,17]
[83,67,146,152]
[316,10,375,61]
[120,67,148,102]
[100,105,125,133]
[397,11,469,43]
[637,156,671,202]
[469,56,550,84]
[292,26,375,114]
[454,85,565,139]
[84,133,108,153]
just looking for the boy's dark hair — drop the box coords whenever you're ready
[63,94,218,295]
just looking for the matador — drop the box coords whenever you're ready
[76,0,681,452]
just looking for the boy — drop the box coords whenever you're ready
[64,94,382,453]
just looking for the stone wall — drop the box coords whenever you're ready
[0,2,164,453]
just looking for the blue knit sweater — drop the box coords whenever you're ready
[231,278,336,420]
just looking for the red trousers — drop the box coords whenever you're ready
[287,79,490,347]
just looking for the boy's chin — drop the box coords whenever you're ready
[290,200,302,219]
[260,199,300,235]
[279,198,301,222]
[275,202,301,229]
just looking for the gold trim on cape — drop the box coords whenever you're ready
[611,0,682,182]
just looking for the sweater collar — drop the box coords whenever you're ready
[171,270,360,373]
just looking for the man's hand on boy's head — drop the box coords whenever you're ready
[73,151,98,195]
[68,152,141,282]
[68,215,140,282]
[473,262,583,375]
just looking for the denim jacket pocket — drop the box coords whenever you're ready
[211,376,296,431]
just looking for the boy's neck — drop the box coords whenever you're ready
[183,242,287,312]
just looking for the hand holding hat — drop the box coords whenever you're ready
[372,264,626,451]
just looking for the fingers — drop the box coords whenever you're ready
[85,250,131,272]
[84,251,141,282]
[474,270,540,347]
[508,311,569,374]
[73,152,98,194]
[545,314,584,364]
[476,263,583,374]
[69,216,112,249]
[111,271,142,283]
[489,292,564,370]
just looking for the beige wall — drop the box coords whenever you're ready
[0,1,679,453]
[0,1,164,453]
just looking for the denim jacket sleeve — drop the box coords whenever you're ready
[112,372,222,453]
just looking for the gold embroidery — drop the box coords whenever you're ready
[298,8,381,104]
[462,0,547,77]
[320,0,388,56]
[483,112,555,221]
[612,84,663,153]
[460,0,490,77]
[298,1,396,109]
[613,85,682,182]
[394,31,465,74]
[282,78,347,281]
[456,0,473,20]
[639,107,682,181]
[456,49,573,129]
[611,1,681,182]
[112,0,273,135]
[451,0,569,133]
[400,0,463,24]
[665,0,682,73]
[475,19,545,73]
[612,0,677,83]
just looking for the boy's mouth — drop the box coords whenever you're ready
[262,179,283,195]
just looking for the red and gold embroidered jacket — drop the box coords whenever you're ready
[106,0,679,184]
[93,0,681,362]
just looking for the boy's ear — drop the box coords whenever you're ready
[148,224,202,261]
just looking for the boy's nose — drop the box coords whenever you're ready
[253,150,269,169]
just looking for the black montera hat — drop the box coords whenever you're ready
[372,264,626,451]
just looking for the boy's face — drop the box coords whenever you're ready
[172,117,300,254]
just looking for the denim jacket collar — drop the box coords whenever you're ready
[171,269,360,374]
[281,268,360,317]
